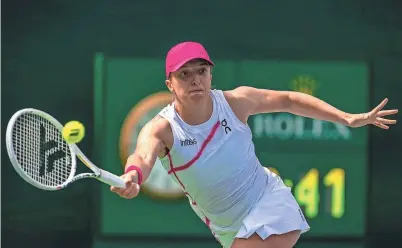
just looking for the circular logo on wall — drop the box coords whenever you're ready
[119,92,185,200]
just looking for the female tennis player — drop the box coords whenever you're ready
[111,41,398,248]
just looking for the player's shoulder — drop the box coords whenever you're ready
[222,86,257,106]
[142,114,172,141]
[221,87,258,123]
[136,115,172,151]
[146,115,171,133]
[224,86,257,98]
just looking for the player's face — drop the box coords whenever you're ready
[166,59,212,103]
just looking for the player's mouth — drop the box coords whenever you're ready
[189,89,203,94]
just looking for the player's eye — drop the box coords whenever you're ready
[180,71,189,77]
[199,68,207,74]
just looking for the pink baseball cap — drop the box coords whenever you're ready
[165,41,214,78]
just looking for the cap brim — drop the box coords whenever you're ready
[171,56,215,73]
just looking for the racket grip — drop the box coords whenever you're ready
[98,169,126,188]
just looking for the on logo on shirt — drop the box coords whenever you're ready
[221,119,232,134]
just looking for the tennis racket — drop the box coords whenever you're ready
[5,108,126,191]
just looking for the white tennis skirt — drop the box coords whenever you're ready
[213,170,311,248]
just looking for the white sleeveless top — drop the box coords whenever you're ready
[158,89,273,232]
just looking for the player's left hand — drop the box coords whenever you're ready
[347,98,398,129]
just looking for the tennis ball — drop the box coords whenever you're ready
[62,121,85,144]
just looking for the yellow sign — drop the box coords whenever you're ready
[290,75,318,96]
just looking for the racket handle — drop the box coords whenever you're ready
[98,169,126,188]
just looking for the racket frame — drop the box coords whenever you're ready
[6,108,125,191]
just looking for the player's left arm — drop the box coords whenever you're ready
[227,86,398,129]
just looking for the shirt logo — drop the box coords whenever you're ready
[221,119,232,134]
[181,138,197,146]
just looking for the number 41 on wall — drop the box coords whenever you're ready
[268,167,345,219]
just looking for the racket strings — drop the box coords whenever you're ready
[12,113,73,187]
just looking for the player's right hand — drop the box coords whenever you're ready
[110,170,140,199]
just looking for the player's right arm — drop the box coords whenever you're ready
[110,116,172,199]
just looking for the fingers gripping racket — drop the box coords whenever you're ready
[5,108,126,191]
